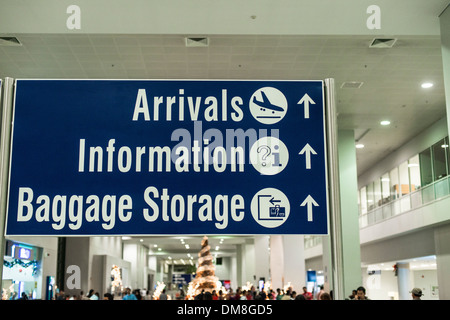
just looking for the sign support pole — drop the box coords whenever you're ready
[324,78,345,300]
[0,77,15,282]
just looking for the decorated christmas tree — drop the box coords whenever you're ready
[188,236,219,298]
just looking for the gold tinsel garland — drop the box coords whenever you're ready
[187,236,219,298]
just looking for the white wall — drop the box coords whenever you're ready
[122,243,149,290]
[362,268,398,300]
[413,270,439,300]
[362,268,438,300]
[214,256,232,281]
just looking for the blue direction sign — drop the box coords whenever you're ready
[5,79,328,236]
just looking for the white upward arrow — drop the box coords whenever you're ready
[297,93,315,119]
[299,143,317,169]
[300,195,319,222]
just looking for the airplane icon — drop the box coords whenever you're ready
[252,90,285,114]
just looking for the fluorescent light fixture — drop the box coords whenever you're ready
[408,163,419,167]
[442,144,449,148]
[122,237,131,240]
[380,120,390,126]
[421,82,433,88]
[355,143,365,149]
[158,248,162,251]
[185,244,190,249]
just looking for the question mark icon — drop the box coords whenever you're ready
[257,145,272,166]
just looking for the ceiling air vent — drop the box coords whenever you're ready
[340,81,363,89]
[0,36,22,46]
[369,38,397,48]
[185,37,209,47]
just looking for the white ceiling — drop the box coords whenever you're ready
[0,31,447,261]
[123,235,255,263]
[0,33,446,176]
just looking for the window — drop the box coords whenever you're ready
[374,177,382,207]
[408,155,421,190]
[398,161,410,195]
[360,186,367,214]
[433,138,448,181]
[419,147,433,186]
[389,167,400,200]
[380,172,390,204]
[366,182,375,211]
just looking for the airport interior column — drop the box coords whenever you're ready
[234,239,256,287]
[64,237,91,297]
[337,130,362,297]
[438,3,450,302]
[434,224,450,300]
[269,236,284,290]
[243,238,255,286]
[254,236,270,286]
[282,235,306,291]
[441,4,450,136]
[269,235,306,292]
[396,262,411,300]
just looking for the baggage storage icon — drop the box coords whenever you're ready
[269,205,285,217]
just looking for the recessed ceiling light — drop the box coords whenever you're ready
[380,120,391,126]
[421,82,433,88]
[355,144,365,149]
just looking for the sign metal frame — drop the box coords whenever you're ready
[2,78,337,238]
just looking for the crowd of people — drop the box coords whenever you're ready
[30,285,329,301]
[6,284,425,301]
[178,285,333,301]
